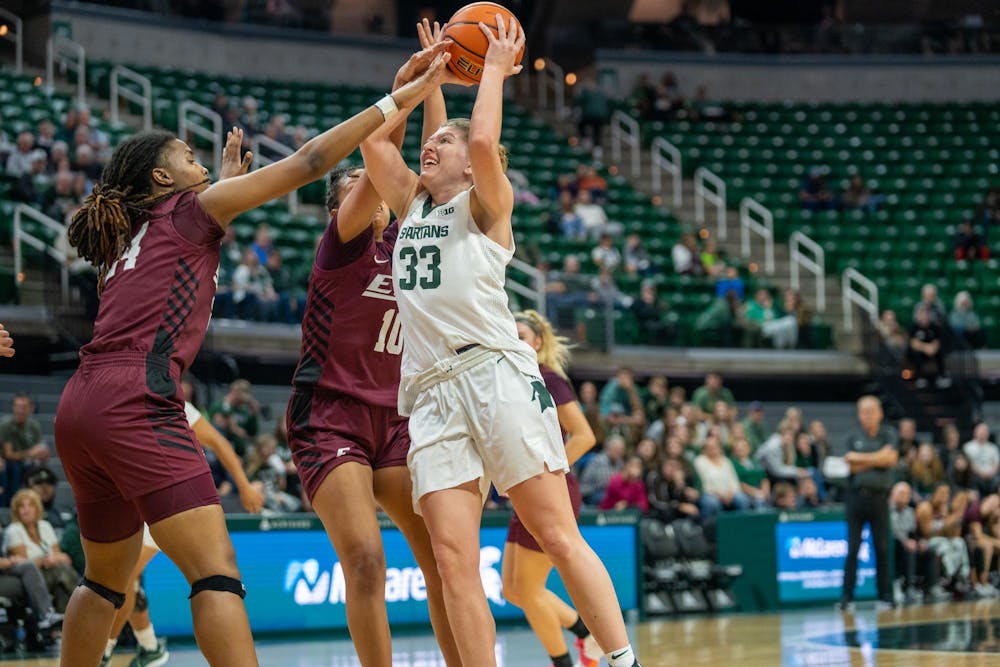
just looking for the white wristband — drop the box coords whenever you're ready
[374,94,398,121]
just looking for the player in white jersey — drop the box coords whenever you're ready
[360,14,642,667]
[101,391,263,667]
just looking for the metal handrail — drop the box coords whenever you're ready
[651,136,682,208]
[789,231,826,313]
[46,34,86,106]
[694,167,727,240]
[610,110,641,175]
[250,134,298,213]
[507,257,547,317]
[110,66,153,131]
[179,100,223,177]
[739,198,775,275]
[13,205,69,304]
[0,9,23,74]
[536,59,568,120]
[842,267,879,333]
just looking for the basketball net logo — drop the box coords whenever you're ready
[454,54,484,80]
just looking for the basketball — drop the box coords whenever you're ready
[443,2,525,84]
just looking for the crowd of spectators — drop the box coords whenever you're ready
[798,166,884,212]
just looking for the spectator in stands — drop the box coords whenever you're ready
[963,423,1000,495]
[575,165,609,200]
[54,108,79,145]
[730,437,770,506]
[40,169,79,222]
[239,95,261,134]
[767,290,808,349]
[877,308,908,355]
[694,434,750,514]
[210,92,230,118]
[556,190,585,239]
[695,401,735,450]
[1,393,50,504]
[976,188,999,239]
[599,368,645,444]
[251,224,275,264]
[593,269,630,311]
[265,248,302,323]
[897,418,919,462]
[809,420,832,465]
[688,86,732,122]
[965,493,1000,598]
[646,457,701,523]
[232,247,280,320]
[577,381,606,449]
[755,422,810,485]
[0,533,64,631]
[772,482,799,510]
[575,188,613,238]
[71,143,102,181]
[954,220,989,261]
[949,450,976,493]
[890,482,946,603]
[700,236,722,277]
[545,255,596,327]
[744,288,788,348]
[907,304,948,387]
[940,423,962,468]
[631,280,672,344]
[635,438,659,478]
[742,401,769,450]
[5,131,36,177]
[692,372,735,416]
[574,80,611,153]
[599,456,649,511]
[34,119,55,155]
[579,434,627,505]
[917,483,971,595]
[643,376,670,424]
[644,405,676,450]
[798,477,822,509]
[841,173,881,212]
[8,150,48,204]
[591,233,622,272]
[713,264,745,300]
[695,289,743,346]
[4,489,77,612]
[914,284,948,326]
[24,467,72,531]
[909,442,946,498]
[244,434,300,513]
[648,71,684,121]
[950,290,984,349]
[209,379,260,458]
[623,233,653,275]
[46,140,69,175]
[799,166,837,211]
[671,232,703,275]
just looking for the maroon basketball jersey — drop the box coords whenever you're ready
[540,364,576,439]
[81,190,223,373]
[291,215,401,407]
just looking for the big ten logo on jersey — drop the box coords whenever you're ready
[362,273,395,302]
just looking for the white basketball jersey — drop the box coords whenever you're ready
[393,188,539,396]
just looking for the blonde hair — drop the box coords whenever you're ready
[10,488,44,525]
[442,118,509,171]
[515,309,571,377]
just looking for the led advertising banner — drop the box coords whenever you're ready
[144,513,639,636]
[776,520,876,602]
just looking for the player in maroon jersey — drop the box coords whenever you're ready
[0,323,12,357]
[503,310,602,667]
[285,20,459,665]
[52,45,449,667]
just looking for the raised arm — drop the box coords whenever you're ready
[418,19,450,143]
[467,14,525,249]
[199,45,449,226]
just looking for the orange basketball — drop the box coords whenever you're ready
[443,2,524,84]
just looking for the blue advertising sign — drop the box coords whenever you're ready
[775,521,876,602]
[144,518,638,636]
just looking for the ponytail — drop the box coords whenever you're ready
[67,130,176,293]
[515,309,572,377]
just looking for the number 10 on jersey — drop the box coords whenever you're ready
[374,309,403,355]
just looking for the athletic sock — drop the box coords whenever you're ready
[134,624,158,651]
[568,614,591,639]
[104,639,117,658]
[551,653,575,667]
[606,645,637,667]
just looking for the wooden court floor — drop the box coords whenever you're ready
[9,600,1000,666]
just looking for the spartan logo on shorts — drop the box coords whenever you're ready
[530,380,555,413]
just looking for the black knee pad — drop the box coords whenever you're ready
[80,577,126,609]
[189,575,246,600]
[134,585,149,613]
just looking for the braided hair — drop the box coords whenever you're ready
[67,130,177,293]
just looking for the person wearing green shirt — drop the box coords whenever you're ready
[691,371,735,416]
[730,438,770,507]
[1,393,50,504]
[208,379,260,458]
[741,401,769,450]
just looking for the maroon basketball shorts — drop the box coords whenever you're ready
[506,472,583,553]
[54,352,219,543]
[287,390,410,502]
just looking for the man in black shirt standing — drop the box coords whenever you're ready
[907,304,947,387]
[841,395,899,611]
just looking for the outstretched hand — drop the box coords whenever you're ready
[394,28,453,90]
[220,127,253,180]
[390,47,452,110]
[480,13,525,78]
[0,323,13,358]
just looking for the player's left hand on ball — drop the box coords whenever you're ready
[480,13,525,77]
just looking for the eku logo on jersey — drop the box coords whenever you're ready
[283,546,506,607]
[362,274,395,302]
